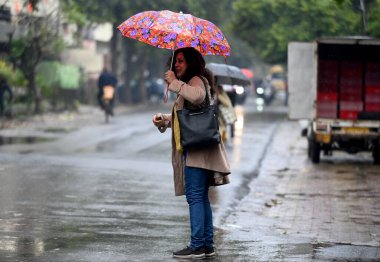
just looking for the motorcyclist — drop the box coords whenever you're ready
[97,67,117,114]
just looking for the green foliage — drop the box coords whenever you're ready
[10,26,65,73]
[334,0,347,5]
[36,61,81,98]
[36,61,60,97]
[11,69,27,87]
[0,60,27,87]
[57,65,82,90]
[231,0,374,64]
[0,60,15,82]
[9,6,67,113]
[60,0,87,26]
[366,0,380,37]
[10,37,32,69]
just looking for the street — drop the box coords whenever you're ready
[0,95,379,262]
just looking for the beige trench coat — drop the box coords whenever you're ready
[162,76,231,196]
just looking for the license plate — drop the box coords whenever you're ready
[342,127,369,134]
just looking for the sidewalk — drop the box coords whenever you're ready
[221,120,380,261]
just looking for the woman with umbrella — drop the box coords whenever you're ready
[152,47,230,259]
[119,10,232,259]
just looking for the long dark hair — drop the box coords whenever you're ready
[168,47,215,96]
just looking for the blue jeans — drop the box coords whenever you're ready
[184,166,213,250]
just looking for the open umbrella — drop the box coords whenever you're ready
[118,10,231,102]
[117,10,230,57]
[206,62,250,86]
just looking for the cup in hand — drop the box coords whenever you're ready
[153,113,165,127]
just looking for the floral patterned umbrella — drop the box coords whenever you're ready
[117,10,230,57]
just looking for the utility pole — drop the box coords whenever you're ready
[360,0,367,35]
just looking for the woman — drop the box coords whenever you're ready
[152,47,230,260]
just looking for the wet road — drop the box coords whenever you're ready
[0,96,284,261]
[220,118,380,261]
[0,95,379,261]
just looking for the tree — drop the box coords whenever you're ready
[231,0,369,64]
[366,0,380,36]
[177,0,258,67]
[10,9,65,113]
[335,0,379,36]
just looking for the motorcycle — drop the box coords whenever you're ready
[255,78,276,105]
[102,85,115,123]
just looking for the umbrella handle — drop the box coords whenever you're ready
[163,85,169,103]
[163,50,175,104]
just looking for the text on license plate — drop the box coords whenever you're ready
[342,127,369,134]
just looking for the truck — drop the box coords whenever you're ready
[288,37,380,164]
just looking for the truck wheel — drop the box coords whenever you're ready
[309,138,320,164]
[307,139,312,158]
[373,146,380,165]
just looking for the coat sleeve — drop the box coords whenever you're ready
[168,76,206,105]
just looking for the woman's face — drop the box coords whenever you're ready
[174,52,187,79]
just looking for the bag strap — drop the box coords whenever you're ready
[198,76,211,106]
[184,76,211,109]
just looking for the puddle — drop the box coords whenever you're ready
[280,242,333,260]
[0,136,55,146]
[314,243,380,260]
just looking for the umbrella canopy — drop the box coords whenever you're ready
[117,10,230,57]
[206,62,250,86]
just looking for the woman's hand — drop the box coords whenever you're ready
[164,70,176,85]
[152,113,164,127]
[152,113,167,133]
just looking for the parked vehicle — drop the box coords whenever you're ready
[288,37,380,164]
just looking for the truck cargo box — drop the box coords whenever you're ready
[288,37,380,164]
